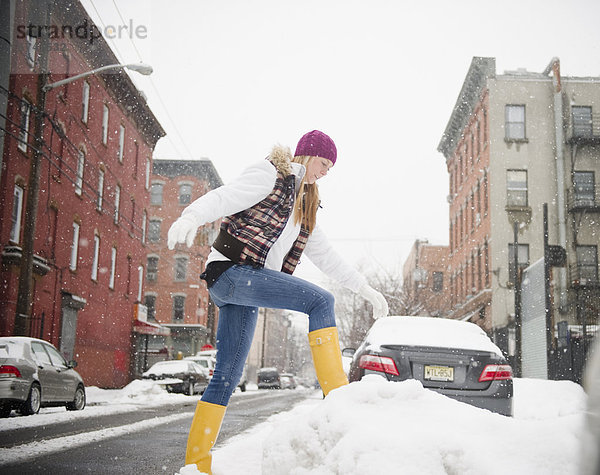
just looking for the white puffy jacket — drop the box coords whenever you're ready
[181,157,367,292]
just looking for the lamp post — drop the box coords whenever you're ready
[13,42,153,335]
[42,63,153,91]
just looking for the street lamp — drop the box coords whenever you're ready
[14,58,153,336]
[42,63,153,91]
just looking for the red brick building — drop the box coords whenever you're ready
[402,239,450,317]
[144,159,222,362]
[0,1,165,387]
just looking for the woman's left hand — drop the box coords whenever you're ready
[358,285,389,319]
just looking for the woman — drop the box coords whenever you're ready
[167,130,388,474]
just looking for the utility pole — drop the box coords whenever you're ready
[513,221,522,378]
[14,3,51,335]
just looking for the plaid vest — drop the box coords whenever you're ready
[214,161,310,274]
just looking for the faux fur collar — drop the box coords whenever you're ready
[269,145,293,176]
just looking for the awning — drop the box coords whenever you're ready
[133,320,170,336]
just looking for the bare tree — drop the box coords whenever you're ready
[329,269,425,348]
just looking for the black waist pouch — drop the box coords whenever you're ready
[200,261,235,288]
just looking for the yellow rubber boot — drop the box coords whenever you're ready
[185,400,227,474]
[308,326,349,396]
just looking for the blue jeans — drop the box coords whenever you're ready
[201,264,336,406]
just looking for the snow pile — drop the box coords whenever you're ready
[87,379,191,406]
[513,378,586,419]
[254,376,585,475]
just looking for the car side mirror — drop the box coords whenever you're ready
[67,360,78,369]
[342,348,356,357]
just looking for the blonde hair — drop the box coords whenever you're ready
[291,155,320,234]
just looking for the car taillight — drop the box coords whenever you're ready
[359,354,399,376]
[209,369,214,376]
[478,364,512,382]
[0,365,21,378]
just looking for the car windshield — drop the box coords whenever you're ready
[147,361,189,374]
[365,316,503,356]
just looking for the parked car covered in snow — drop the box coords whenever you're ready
[142,360,209,395]
[0,336,86,417]
[344,316,513,416]
[280,373,297,390]
[185,350,248,392]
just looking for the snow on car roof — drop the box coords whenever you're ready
[145,360,190,374]
[364,316,503,357]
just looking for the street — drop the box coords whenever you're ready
[0,389,312,475]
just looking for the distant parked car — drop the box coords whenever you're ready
[345,316,513,416]
[185,350,248,392]
[142,360,209,395]
[280,373,297,390]
[0,336,86,417]
[257,367,281,389]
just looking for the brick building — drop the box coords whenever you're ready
[144,159,222,365]
[402,239,450,317]
[0,1,165,387]
[438,57,600,370]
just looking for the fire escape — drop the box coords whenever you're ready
[566,105,600,349]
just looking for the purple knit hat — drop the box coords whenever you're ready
[294,130,337,165]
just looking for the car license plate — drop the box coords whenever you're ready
[424,365,454,382]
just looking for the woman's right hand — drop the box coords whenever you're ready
[167,216,199,249]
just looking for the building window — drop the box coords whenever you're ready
[97,170,104,210]
[173,295,185,321]
[505,105,526,140]
[179,184,192,205]
[18,99,31,153]
[109,247,117,289]
[483,108,488,144]
[137,266,144,302]
[507,170,528,207]
[145,159,151,190]
[150,183,163,205]
[118,124,125,162]
[483,172,489,214]
[75,149,85,196]
[508,243,529,285]
[102,104,109,144]
[145,295,156,321]
[10,185,24,243]
[576,246,598,282]
[142,211,147,244]
[91,235,100,281]
[572,106,593,138]
[573,171,595,206]
[174,257,188,281]
[82,81,90,123]
[70,222,80,271]
[114,185,121,224]
[432,272,443,293]
[147,256,159,282]
[148,219,161,242]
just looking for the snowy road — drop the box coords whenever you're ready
[0,388,312,475]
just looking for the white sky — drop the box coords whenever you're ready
[81,0,600,283]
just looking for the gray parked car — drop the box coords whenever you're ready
[345,316,513,416]
[0,336,86,417]
[142,360,209,395]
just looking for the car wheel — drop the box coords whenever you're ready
[66,385,86,411]
[239,382,246,392]
[0,404,11,418]
[21,383,41,416]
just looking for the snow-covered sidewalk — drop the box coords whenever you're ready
[183,377,586,475]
